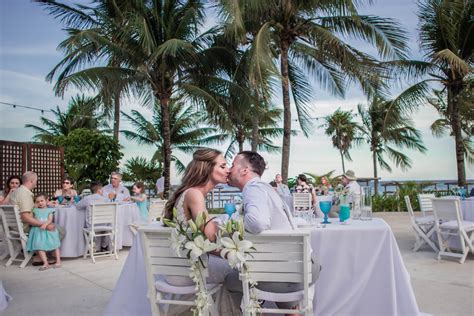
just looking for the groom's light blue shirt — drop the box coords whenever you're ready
[242,177,295,234]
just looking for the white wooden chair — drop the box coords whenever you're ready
[0,205,33,268]
[0,212,8,261]
[83,202,119,263]
[148,199,167,222]
[432,197,474,264]
[418,193,435,217]
[292,193,312,214]
[243,231,314,316]
[404,196,438,252]
[139,227,221,316]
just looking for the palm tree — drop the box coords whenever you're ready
[121,101,220,174]
[220,0,410,181]
[37,0,223,197]
[357,95,427,195]
[25,94,108,144]
[121,156,162,189]
[387,0,473,186]
[428,89,474,164]
[322,109,359,173]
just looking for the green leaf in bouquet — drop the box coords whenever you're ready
[163,218,176,228]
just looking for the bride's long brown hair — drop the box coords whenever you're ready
[164,148,222,220]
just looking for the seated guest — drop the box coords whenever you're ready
[295,174,318,208]
[0,175,21,205]
[274,173,291,197]
[54,176,78,204]
[319,176,333,195]
[102,172,130,202]
[76,182,108,227]
[341,170,361,206]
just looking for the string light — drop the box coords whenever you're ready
[0,101,52,114]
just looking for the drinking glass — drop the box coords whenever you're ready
[459,187,467,200]
[224,202,236,218]
[57,196,64,204]
[319,196,332,224]
[74,195,81,203]
[339,204,350,223]
[360,186,372,221]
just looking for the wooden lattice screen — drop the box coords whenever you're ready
[28,144,64,196]
[0,140,64,197]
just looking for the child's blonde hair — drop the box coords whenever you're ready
[35,194,49,202]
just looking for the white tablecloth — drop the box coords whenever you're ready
[460,199,474,221]
[309,218,419,315]
[105,219,420,316]
[116,203,141,250]
[53,205,86,258]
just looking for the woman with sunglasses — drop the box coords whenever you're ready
[54,177,78,204]
[0,175,22,205]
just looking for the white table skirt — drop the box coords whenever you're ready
[309,218,419,315]
[53,206,86,258]
[52,203,141,256]
[115,203,141,250]
[105,219,420,316]
[460,199,474,221]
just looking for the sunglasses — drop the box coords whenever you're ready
[63,181,71,184]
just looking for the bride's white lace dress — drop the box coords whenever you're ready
[165,189,241,315]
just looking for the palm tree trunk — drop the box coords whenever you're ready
[280,39,292,182]
[448,86,466,186]
[340,149,346,173]
[237,129,244,152]
[251,114,259,151]
[113,92,120,141]
[373,150,379,195]
[159,94,172,199]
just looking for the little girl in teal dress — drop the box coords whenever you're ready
[130,182,148,221]
[26,194,61,270]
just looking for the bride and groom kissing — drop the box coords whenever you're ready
[163,148,319,312]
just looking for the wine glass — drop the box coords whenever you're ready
[74,195,81,203]
[224,202,236,218]
[57,196,64,204]
[319,196,332,224]
[339,204,350,224]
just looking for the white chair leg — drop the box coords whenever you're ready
[19,250,33,268]
[90,234,96,263]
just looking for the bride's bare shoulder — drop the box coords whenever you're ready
[184,188,204,201]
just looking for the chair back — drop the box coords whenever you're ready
[148,199,166,222]
[404,196,415,220]
[293,193,312,212]
[90,202,118,228]
[431,198,462,223]
[246,231,311,283]
[418,193,435,215]
[139,227,207,277]
[0,205,27,241]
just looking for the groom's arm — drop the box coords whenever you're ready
[243,186,271,234]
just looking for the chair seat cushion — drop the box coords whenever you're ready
[440,220,474,231]
[415,215,435,225]
[155,280,219,295]
[253,284,315,303]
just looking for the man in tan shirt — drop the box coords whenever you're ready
[10,171,55,232]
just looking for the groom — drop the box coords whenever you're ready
[226,151,319,311]
[227,151,295,233]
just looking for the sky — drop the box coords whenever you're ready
[0,0,472,184]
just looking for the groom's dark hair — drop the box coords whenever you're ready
[238,151,266,177]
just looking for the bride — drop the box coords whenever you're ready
[163,148,234,287]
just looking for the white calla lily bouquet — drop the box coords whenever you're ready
[164,208,256,315]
